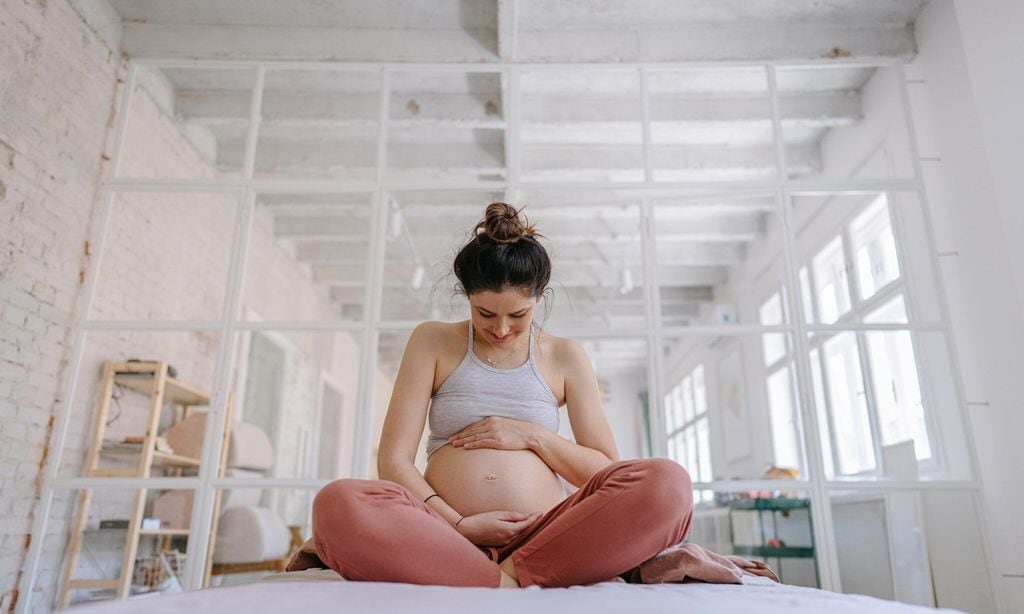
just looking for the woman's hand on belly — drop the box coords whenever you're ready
[449,416,541,451]
[456,510,543,547]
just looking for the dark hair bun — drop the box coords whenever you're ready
[478,202,534,244]
[454,202,551,297]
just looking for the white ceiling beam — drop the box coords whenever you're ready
[316,266,725,288]
[109,0,498,29]
[180,92,855,134]
[516,24,914,63]
[497,0,518,62]
[520,144,818,179]
[120,23,498,61]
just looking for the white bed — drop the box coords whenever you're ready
[74,570,962,613]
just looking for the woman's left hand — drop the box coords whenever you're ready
[449,416,541,451]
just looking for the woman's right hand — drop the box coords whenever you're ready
[455,510,543,546]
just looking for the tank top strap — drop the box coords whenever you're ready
[527,321,537,361]
[467,319,474,352]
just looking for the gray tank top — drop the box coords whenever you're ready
[425,321,560,457]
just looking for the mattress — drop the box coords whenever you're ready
[74,571,962,614]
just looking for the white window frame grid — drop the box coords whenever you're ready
[797,194,942,479]
[17,57,996,610]
[664,364,712,502]
[758,291,806,474]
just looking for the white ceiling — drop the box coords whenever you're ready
[103,0,930,371]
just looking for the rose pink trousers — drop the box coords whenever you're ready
[311,458,693,588]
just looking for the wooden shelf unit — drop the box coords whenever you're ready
[58,360,232,608]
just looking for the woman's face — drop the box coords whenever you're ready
[468,288,540,348]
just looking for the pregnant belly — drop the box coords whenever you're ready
[424,445,566,516]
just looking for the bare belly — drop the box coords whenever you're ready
[424,444,566,516]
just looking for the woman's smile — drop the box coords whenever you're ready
[490,331,518,344]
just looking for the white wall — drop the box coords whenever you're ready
[0,1,121,610]
[909,1,1024,611]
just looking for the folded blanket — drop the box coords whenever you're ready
[625,542,780,585]
[286,538,778,586]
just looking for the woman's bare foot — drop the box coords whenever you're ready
[498,557,520,587]
[499,569,520,588]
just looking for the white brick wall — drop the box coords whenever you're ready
[0,0,121,610]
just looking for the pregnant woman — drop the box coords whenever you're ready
[311,203,694,588]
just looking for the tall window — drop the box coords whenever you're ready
[803,195,933,476]
[759,292,804,473]
[665,365,712,501]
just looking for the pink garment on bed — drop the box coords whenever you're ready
[626,542,780,584]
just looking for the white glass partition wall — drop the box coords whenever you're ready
[21,58,995,611]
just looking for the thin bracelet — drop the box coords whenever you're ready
[423,493,439,504]
[454,516,465,528]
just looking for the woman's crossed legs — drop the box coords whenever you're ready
[311,458,693,588]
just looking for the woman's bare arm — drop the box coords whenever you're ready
[527,339,619,487]
[377,322,463,525]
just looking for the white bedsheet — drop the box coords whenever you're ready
[74,574,962,614]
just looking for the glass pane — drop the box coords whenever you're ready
[809,348,835,477]
[60,330,222,480]
[696,418,712,483]
[865,330,931,460]
[864,294,909,324]
[576,337,649,460]
[850,195,901,301]
[91,192,238,322]
[820,332,875,475]
[229,330,362,480]
[648,67,775,181]
[388,71,504,183]
[520,70,643,182]
[792,191,942,324]
[777,65,914,181]
[243,192,372,322]
[208,487,315,587]
[255,69,379,180]
[693,365,707,415]
[681,376,695,423]
[830,489,994,611]
[760,292,787,366]
[811,330,969,481]
[380,191,498,323]
[767,367,803,473]
[663,393,675,433]
[528,202,645,332]
[711,491,819,587]
[119,66,256,179]
[663,334,807,481]
[811,236,851,324]
[672,384,686,430]
[47,487,196,608]
[799,266,815,324]
[654,192,785,326]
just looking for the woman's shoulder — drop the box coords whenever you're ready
[535,329,588,364]
[409,320,468,352]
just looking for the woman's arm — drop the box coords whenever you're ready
[451,339,619,487]
[377,322,463,525]
[529,339,619,486]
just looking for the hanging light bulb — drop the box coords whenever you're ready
[410,263,426,290]
[619,266,634,295]
[387,199,403,239]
